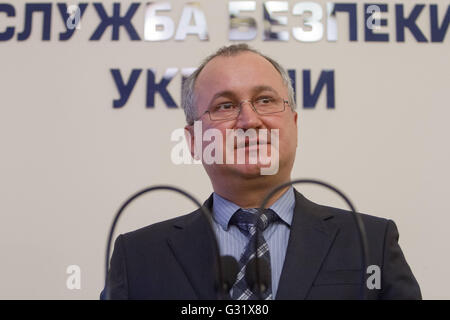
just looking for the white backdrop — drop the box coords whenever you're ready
[0,0,449,299]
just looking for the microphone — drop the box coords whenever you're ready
[218,255,239,298]
[103,185,238,300]
[256,179,370,300]
[245,257,270,296]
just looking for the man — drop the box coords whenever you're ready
[102,44,421,300]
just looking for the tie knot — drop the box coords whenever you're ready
[230,208,278,235]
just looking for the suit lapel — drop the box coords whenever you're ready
[166,195,219,299]
[276,191,339,300]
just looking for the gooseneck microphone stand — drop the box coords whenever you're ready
[104,185,237,300]
[255,179,370,300]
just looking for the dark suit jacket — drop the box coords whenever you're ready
[102,190,421,300]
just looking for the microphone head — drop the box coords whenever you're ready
[245,257,270,295]
[219,255,239,292]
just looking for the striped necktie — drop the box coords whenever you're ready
[229,208,279,300]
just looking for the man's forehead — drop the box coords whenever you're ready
[194,51,285,96]
[199,51,279,78]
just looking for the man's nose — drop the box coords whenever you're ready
[235,101,263,129]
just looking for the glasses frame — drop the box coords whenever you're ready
[195,98,290,123]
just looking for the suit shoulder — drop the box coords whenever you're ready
[325,205,390,234]
[301,194,391,233]
[326,205,389,226]
[120,209,201,244]
[296,190,390,227]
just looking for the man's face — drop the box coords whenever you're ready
[186,51,298,181]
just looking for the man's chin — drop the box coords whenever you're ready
[223,163,270,178]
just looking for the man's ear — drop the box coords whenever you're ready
[184,124,196,159]
[293,111,299,147]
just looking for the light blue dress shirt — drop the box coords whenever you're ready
[211,187,295,298]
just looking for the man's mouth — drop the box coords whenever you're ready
[235,138,269,149]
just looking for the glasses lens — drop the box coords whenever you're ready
[209,103,240,120]
[254,96,285,114]
[208,96,286,120]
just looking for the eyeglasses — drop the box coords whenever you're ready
[195,95,289,122]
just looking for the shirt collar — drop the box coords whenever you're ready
[212,187,295,231]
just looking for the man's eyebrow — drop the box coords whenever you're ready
[208,90,237,106]
[251,85,278,95]
[208,86,279,106]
